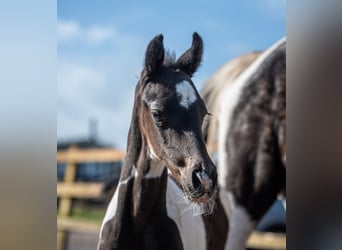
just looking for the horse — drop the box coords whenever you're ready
[97,33,228,250]
[201,51,262,156]
[201,38,286,250]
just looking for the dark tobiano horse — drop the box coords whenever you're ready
[97,33,228,250]
[201,38,286,250]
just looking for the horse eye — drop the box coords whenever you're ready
[151,110,165,126]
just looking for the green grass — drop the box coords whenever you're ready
[65,207,106,222]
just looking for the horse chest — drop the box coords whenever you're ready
[166,177,207,250]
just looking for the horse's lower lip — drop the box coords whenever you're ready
[192,196,211,203]
[189,191,216,203]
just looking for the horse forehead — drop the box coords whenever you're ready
[143,79,198,110]
[175,80,197,109]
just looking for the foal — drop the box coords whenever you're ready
[98,33,228,250]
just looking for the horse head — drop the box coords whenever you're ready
[136,33,218,205]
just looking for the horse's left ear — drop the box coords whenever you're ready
[176,32,203,77]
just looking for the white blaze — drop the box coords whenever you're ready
[176,80,197,109]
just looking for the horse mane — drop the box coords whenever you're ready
[163,50,177,67]
[119,84,142,181]
[201,51,262,155]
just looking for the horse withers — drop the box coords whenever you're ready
[97,33,228,250]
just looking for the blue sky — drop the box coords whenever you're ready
[57,0,285,149]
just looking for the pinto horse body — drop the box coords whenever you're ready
[201,51,261,156]
[202,38,286,250]
[98,33,228,250]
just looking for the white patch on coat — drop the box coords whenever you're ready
[166,177,206,250]
[147,138,160,160]
[219,190,235,219]
[218,37,286,188]
[144,159,165,179]
[176,80,197,109]
[225,205,255,250]
[98,167,135,238]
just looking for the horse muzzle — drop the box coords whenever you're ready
[186,167,217,203]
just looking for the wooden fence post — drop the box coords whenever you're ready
[57,147,78,250]
[56,147,285,250]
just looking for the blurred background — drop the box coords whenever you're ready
[4,1,342,250]
[57,1,286,249]
[57,0,285,149]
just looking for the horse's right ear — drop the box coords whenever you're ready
[144,34,165,76]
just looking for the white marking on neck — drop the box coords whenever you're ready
[225,205,255,250]
[218,37,286,188]
[219,190,235,219]
[176,80,197,109]
[147,139,160,160]
[99,167,135,238]
[166,177,206,250]
[141,139,164,178]
[144,159,165,179]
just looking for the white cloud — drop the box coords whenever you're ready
[57,54,140,148]
[57,19,116,45]
[57,60,133,148]
[86,26,113,43]
[58,61,105,104]
[57,17,145,148]
[57,20,81,42]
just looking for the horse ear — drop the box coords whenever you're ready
[176,32,203,77]
[145,34,165,76]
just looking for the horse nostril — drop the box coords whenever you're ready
[192,169,202,191]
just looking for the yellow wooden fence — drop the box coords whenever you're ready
[57,147,125,250]
[57,147,285,250]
